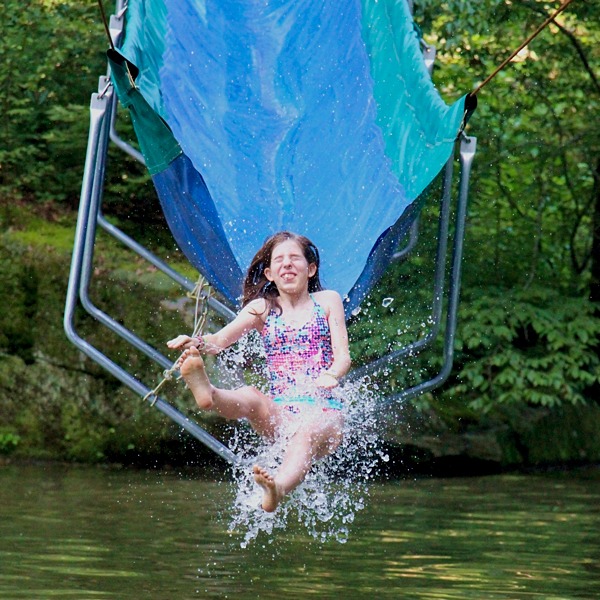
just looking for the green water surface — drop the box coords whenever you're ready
[0,464,598,599]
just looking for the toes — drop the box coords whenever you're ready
[252,465,272,483]
[180,346,200,358]
[178,346,203,368]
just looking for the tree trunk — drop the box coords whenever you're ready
[590,157,600,303]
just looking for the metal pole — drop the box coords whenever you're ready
[97,213,236,321]
[75,82,174,370]
[389,135,477,404]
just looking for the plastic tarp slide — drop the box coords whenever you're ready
[116,0,467,312]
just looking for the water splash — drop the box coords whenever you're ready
[210,329,389,547]
[223,378,386,548]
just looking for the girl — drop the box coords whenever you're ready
[167,231,351,512]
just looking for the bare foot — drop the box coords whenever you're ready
[253,465,283,513]
[179,347,214,410]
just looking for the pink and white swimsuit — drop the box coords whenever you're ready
[261,295,342,412]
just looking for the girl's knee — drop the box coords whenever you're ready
[238,386,270,414]
[296,423,326,446]
[239,385,262,401]
[303,417,343,455]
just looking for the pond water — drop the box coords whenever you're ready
[0,463,598,599]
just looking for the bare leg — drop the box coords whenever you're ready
[180,350,343,511]
[254,411,343,512]
[179,347,279,437]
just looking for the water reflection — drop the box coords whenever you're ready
[0,464,598,599]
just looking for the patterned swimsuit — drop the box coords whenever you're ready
[261,295,342,412]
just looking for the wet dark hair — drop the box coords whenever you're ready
[242,231,323,314]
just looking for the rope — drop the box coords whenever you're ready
[471,0,577,96]
[143,275,214,406]
[97,0,116,51]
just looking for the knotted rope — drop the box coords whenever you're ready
[144,275,213,406]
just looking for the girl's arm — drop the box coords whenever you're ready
[315,290,351,388]
[167,299,267,355]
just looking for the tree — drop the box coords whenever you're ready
[414,0,599,297]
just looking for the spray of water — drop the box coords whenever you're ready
[204,324,393,548]
[223,378,387,547]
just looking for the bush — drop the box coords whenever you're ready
[0,429,20,455]
[449,287,600,410]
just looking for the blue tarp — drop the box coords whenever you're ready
[118,0,467,312]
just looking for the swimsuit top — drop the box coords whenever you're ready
[261,295,333,400]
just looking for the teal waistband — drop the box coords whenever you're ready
[273,395,343,410]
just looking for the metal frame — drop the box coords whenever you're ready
[347,136,477,405]
[64,78,238,465]
[64,1,476,462]
[394,135,476,402]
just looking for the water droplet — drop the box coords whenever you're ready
[382,297,394,308]
[351,306,362,316]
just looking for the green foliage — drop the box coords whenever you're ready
[414,0,600,293]
[0,429,21,455]
[0,0,154,214]
[515,403,600,465]
[0,238,38,363]
[0,222,209,464]
[448,287,600,410]
[0,1,106,205]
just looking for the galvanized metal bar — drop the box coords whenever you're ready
[75,82,173,370]
[64,92,108,340]
[98,212,190,290]
[96,213,236,321]
[389,135,477,403]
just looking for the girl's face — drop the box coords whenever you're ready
[264,239,317,296]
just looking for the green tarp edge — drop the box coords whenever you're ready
[108,50,182,176]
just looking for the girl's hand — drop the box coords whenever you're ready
[315,372,339,389]
[167,335,199,351]
[167,334,222,355]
